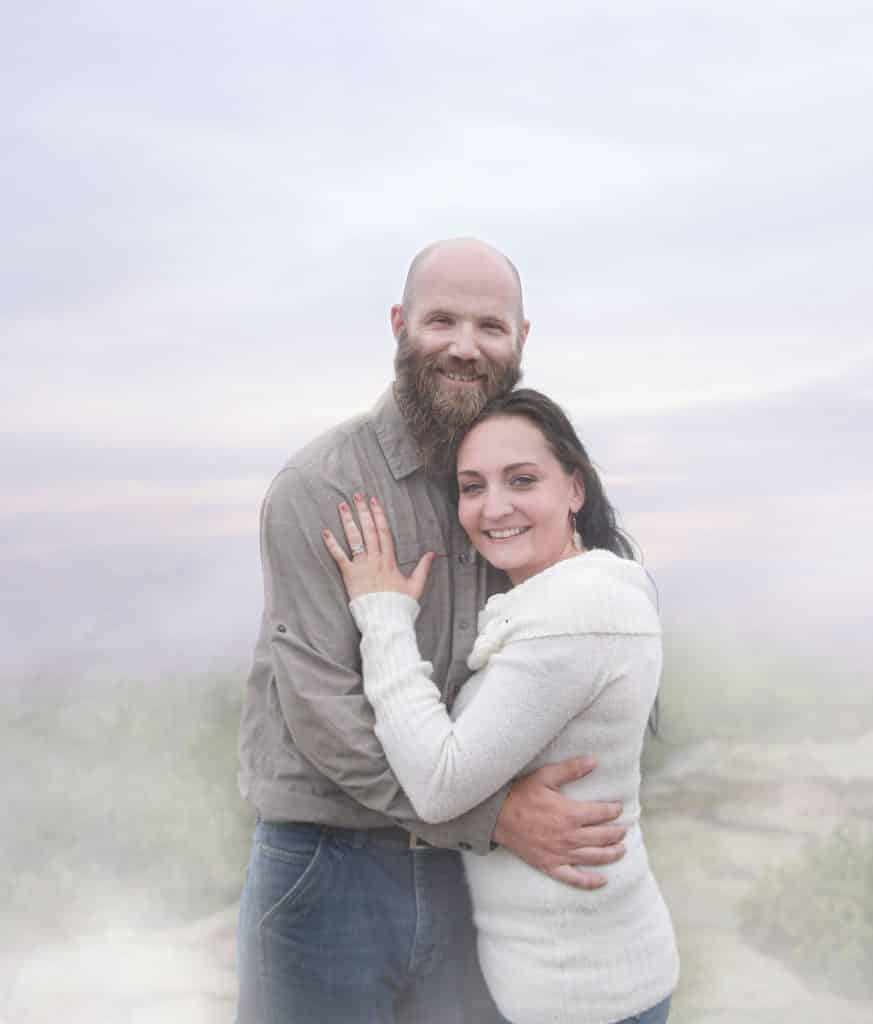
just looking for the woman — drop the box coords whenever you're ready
[322,389,679,1024]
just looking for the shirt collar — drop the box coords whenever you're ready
[372,385,423,481]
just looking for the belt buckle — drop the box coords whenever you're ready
[408,832,431,850]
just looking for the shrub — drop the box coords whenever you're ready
[740,825,873,1000]
[1,671,254,946]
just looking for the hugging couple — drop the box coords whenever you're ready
[236,238,679,1024]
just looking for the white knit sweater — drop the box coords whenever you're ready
[350,550,679,1024]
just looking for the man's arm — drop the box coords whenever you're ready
[260,466,503,851]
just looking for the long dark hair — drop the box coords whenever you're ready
[458,388,637,560]
[459,388,661,736]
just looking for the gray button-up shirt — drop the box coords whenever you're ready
[238,387,509,853]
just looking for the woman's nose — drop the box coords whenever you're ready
[482,489,513,520]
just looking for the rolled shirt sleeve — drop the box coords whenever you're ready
[257,463,507,852]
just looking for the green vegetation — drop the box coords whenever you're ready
[2,671,254,947]
[4,628,869,952]
[740,826,873,1000]
[642,629,873,772]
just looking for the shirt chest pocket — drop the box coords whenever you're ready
[392,532,447,566]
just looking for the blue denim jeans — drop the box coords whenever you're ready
[236,821,504,1024]
[611,995,671,1024]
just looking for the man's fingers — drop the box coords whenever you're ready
[529,756,597,790]
[564,822,626,848]
[566,842,626,867]
[546,864,607,891]
[548,799,624,831]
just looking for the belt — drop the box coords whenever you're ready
[259,820,439,851]
[323,825,437,851]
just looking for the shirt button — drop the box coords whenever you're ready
[458,841,472,851]
[277,624,287,633]
[458,551,471,564]
[458,619,471,630]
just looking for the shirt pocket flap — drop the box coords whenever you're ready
[393,532,447,565]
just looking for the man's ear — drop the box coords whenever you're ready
[518,318,530,352]
[390,304,405,341]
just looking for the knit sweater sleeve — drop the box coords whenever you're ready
[349,590,615,824]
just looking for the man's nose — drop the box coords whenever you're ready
[449,322,480,360]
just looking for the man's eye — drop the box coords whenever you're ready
[431,315,452,325]
[482,321,505,332]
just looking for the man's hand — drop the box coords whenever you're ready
[493,757,625,890]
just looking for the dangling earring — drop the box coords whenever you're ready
[570,512,583,551]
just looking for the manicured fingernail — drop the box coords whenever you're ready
[321,529,330,538]
[354,493,363,502]
[371,496,379,506]
[339,502,349,513]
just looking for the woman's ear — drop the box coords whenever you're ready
[570,471,585,513]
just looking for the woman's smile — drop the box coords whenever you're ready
[456,415,584,586]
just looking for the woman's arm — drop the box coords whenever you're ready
[351,590,616,824]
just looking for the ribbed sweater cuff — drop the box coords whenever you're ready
[349,591,420,632]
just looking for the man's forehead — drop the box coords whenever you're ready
[410,256,520,314]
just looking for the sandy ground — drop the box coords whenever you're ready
[4,732,872,1023]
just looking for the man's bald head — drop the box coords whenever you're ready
[391,238,529,471]
[401,238,525,324]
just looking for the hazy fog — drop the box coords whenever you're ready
[2,4,872,1019]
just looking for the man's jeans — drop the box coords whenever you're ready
[236,821,503,1024]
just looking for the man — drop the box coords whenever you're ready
[236,239,627,1023]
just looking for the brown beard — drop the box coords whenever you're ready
[394,327,522,474]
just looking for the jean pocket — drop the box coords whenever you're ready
[256,825,327,928]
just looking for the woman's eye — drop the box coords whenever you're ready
[459,483,483,495]
[511,476,536,487]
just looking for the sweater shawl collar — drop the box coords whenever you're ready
[468,550,661,672]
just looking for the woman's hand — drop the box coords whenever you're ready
[322,494,435,602]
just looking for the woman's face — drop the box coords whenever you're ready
[456,415,584,586]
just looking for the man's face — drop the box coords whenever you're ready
[392,247,529,432]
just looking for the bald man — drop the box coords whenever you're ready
[236,240,627,1024]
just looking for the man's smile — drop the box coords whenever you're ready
[438,369,484,385]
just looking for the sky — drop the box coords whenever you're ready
[2,1,872,685]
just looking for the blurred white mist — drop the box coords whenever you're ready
[2,1,873,1020]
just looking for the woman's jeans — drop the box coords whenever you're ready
[611,995,672,1024]
[235,821,503,1024]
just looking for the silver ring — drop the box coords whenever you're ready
[350,544,366,558]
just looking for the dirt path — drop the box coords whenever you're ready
[4,733,872,1023]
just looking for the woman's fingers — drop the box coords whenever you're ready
[354,493,380,557]
[321,528,350,570]
[408,551,435,601]
[370,497,396,568]
[338,501,366,558]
